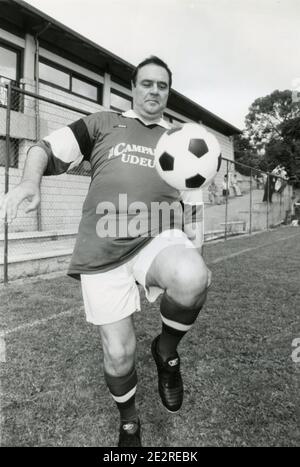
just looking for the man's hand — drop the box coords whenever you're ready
[184,223,197,241]
[0,181,41,223]
[184,222,204,254]
[0,145,47,223]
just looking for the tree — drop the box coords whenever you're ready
[264,116,300,183]
[245,90,300,152]
[244,90,300,181]
[280,116,300,141]
[233,134,266,176]
[264,139,292,171]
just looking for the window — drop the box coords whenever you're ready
[172,118,184,127]
[0,45,17,81]
[39,62,70,89]
[72,77,98,101]
[0,137,19,168]
[163,113,185,126]
[163,113,173,123]
[0,42,20,110]
[110,89,132,112]
[38,59,103,104]
[0,78,8,106]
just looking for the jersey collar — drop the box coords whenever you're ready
[123,109,170,129]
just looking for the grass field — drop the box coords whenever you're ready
[0,226,299,447]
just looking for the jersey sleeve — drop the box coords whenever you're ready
[30,112,102,176]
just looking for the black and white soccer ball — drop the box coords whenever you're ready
[155,123,222,190]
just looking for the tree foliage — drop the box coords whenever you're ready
[245,90,300,151]
[264,116,300,180]
[238,90,300,181]
[233,134,267,176]
[280,116,300,141]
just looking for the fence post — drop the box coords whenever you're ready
[34,47,42,232]
[288,184,292,213]
[224,160,229,240]
[266,173,270,230]
[287,183,293,222]
[4,82,12,285]
[249,168,253,235]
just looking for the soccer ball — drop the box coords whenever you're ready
[155,123,222,190]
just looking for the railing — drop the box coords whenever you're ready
[0,76,21,110]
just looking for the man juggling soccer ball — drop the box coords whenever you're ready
[0,56,221,447]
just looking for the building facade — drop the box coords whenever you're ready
[0,0,240,235]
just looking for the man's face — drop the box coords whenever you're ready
[132,64,170,121]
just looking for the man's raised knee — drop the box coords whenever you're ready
[167,255,210,308]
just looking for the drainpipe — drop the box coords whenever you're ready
[34,23,51,231]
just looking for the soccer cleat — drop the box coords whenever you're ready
[151,335,183,413]
[118,419,142,447]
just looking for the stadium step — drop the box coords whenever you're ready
[0,230,76,282]
[220,220,246,233]
[0,250,73,282]
[0,229,77,247]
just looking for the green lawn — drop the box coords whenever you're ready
[0,226,299,447]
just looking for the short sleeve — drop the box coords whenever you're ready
[29,112,103,176]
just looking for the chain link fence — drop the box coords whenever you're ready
[205,158,293,241]
[0,83,295,282]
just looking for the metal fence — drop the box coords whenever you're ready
[206,157,293,241]
[0,83,295,283]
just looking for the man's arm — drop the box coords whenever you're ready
[180,189,204,253]
[0,113,100,223]
[183,205,204,253]
[0,146,48,223]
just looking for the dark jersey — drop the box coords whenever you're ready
[36,110,184,278]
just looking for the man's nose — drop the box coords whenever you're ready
[150,83,159,94]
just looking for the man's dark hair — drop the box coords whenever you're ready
[131,56,172,89]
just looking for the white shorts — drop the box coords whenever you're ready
[81,229,196,325]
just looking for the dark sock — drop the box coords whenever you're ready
[104,367,138,423]
[158,293,203,360]
[158,322,186,359]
